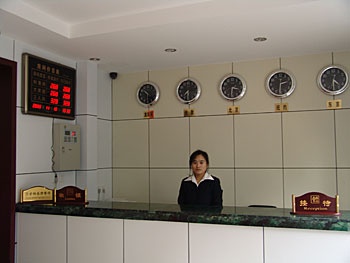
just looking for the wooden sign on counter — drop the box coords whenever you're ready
[291,192,340,216]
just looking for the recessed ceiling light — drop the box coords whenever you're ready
[254,37,267,42]
[164,48,177,53]
[89,57,101,61]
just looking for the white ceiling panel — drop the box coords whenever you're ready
[0,0,349,73]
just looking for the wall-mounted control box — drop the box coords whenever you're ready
[53,123,80,171]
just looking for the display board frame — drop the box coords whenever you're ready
[22,53,76,120]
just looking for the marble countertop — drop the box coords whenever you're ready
[16,201,350,232]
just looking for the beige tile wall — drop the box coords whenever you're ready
[112,51,350,209]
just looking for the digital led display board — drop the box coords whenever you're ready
[22,53,76,119]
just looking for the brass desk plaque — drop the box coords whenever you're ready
[291,192,340,216]
[20,186,55,204]
[55,186,88,205]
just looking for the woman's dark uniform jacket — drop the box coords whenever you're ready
[177,174,223,207]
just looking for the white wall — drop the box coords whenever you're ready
[0,34,112,202]
[112,52,350,209]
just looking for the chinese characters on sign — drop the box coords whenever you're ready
[292,192,340,215]
[227,106,240,114]
[22,53,76,119]
[184,108,195,117]
[55,186,87,205]
[274,103,289,112]
[20,186,54,203]
[144,110,154,119]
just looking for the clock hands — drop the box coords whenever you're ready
[332,75,339,90]
[230,86,239,97]
[279,80,287,94]
[142,90,150,102]
[184,89,190,100]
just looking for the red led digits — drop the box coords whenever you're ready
[50,98,59,105]
[32,103,42,109]
[61,85,72,114]
[62,93,70,100]
[50,83,59,90]
[61,108,71,114]
[63,86,71,93]
[50,90,59,97]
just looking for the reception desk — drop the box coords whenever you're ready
[16,202,350,263]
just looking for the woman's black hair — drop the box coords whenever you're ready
[189,150,209,168]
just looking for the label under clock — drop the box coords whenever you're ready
[22,53,76,120]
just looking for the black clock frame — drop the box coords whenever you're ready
[136,81,160,106]
[266,69,296,98]
[317,65,349,95]
[176,78,201,104]
[219,74,247,100]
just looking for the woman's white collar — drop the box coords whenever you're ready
[185,172,213,185]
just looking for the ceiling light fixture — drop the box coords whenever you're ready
[164,48,177,53]
[254,37,267,42]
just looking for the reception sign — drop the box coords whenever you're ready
[291,192,340,216]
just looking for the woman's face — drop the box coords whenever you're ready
[191,154,208,178]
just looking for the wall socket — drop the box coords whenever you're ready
[98,186,106,201]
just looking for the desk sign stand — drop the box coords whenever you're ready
[56,186,88,205]
[20,186,55,204]
[291,192,340,216]
[20,185,88,205]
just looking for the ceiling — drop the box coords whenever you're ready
[1,0,349,73]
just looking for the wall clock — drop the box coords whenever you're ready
[136,81,160,106]
[266,70,296,98]
[317,65,349,95]
[219,74,247,100]
[176,78,201,104]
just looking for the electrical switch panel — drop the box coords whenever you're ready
[53,123,80,171]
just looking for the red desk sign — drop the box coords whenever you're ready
[55,186,88,205]
[291,192,340,216]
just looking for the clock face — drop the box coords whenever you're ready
[317,65,349,95]
[136,82,160,106]
[266,70,296,98]
[219,74,246,100]
[176,78,201,104]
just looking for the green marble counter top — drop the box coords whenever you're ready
[16,201,350,232]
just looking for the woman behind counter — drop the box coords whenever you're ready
[178,150,223,207]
